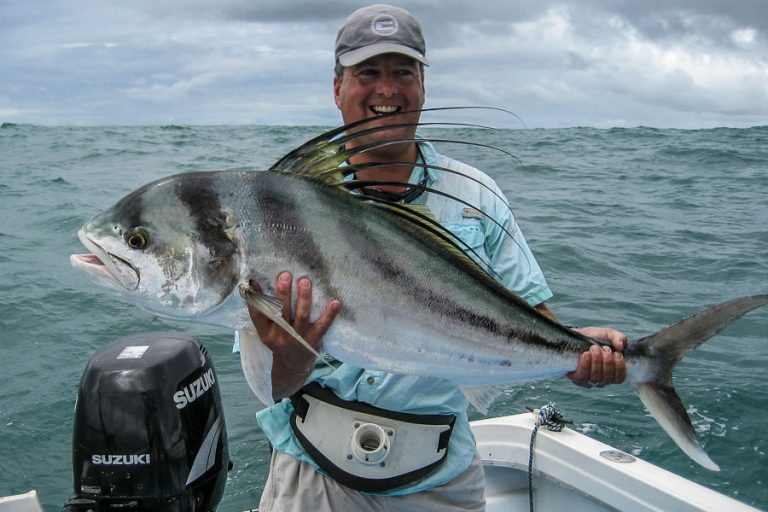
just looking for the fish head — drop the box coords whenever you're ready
[70,174,241,317]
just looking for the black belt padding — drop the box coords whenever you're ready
[289,382,456,493]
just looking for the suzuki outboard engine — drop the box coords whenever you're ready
[63,332,229,511]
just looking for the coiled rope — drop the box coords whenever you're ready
[527,403,569,512]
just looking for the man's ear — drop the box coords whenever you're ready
[333,74,342,110]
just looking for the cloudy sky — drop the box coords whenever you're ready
[1,0,766,128]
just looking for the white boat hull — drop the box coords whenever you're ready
[473,413,759,512]
[0,492,42,512]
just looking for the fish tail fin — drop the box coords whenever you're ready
[635,383,720,470]
[632,294,768,471]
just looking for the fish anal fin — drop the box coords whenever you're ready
[460,385,506,415]
[635,382,720,471]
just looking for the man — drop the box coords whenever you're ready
[249,5,627,511]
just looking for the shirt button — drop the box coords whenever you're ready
[366,376,375,385]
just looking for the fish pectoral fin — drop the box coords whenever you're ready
[238,283,330,366]
[460,385,506,415]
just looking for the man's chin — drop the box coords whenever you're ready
[366,117,417,137]
[366,128,416,147]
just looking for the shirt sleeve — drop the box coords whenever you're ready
[483,186,553,306]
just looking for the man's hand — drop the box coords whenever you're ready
[247,272,341,399]
[567,327,628,388]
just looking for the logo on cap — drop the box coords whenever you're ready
[371,14,399,36]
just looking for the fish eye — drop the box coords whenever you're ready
[125,229,149,250]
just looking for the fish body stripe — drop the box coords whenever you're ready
[173,174,240,290]
[250,174,345,311]
[112,187,147,236]
[337,192,577,354]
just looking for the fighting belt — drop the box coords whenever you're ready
[289,382,456,493]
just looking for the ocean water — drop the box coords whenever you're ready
[1,121,767,511]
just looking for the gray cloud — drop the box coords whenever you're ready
[1,0,766,127]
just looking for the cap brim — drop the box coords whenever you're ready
[338,42,429,67]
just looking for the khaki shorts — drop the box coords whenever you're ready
[258,449,486,512]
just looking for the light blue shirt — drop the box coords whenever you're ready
[254,139,552,495]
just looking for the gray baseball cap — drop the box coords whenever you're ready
[335,4,428,67]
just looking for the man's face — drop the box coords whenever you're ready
[333,53,425,148]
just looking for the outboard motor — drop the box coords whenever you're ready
[63,332,229,511]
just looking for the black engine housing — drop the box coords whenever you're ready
[63,332,229,511]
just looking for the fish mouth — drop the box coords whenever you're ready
[70,230,140,291]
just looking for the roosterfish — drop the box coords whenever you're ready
[71,113,768,471]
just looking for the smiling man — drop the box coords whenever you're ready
[333,52,424,186]
[248,5,628,511]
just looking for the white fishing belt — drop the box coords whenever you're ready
[289,382,456,493]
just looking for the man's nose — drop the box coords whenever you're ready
[375,73,398,97]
